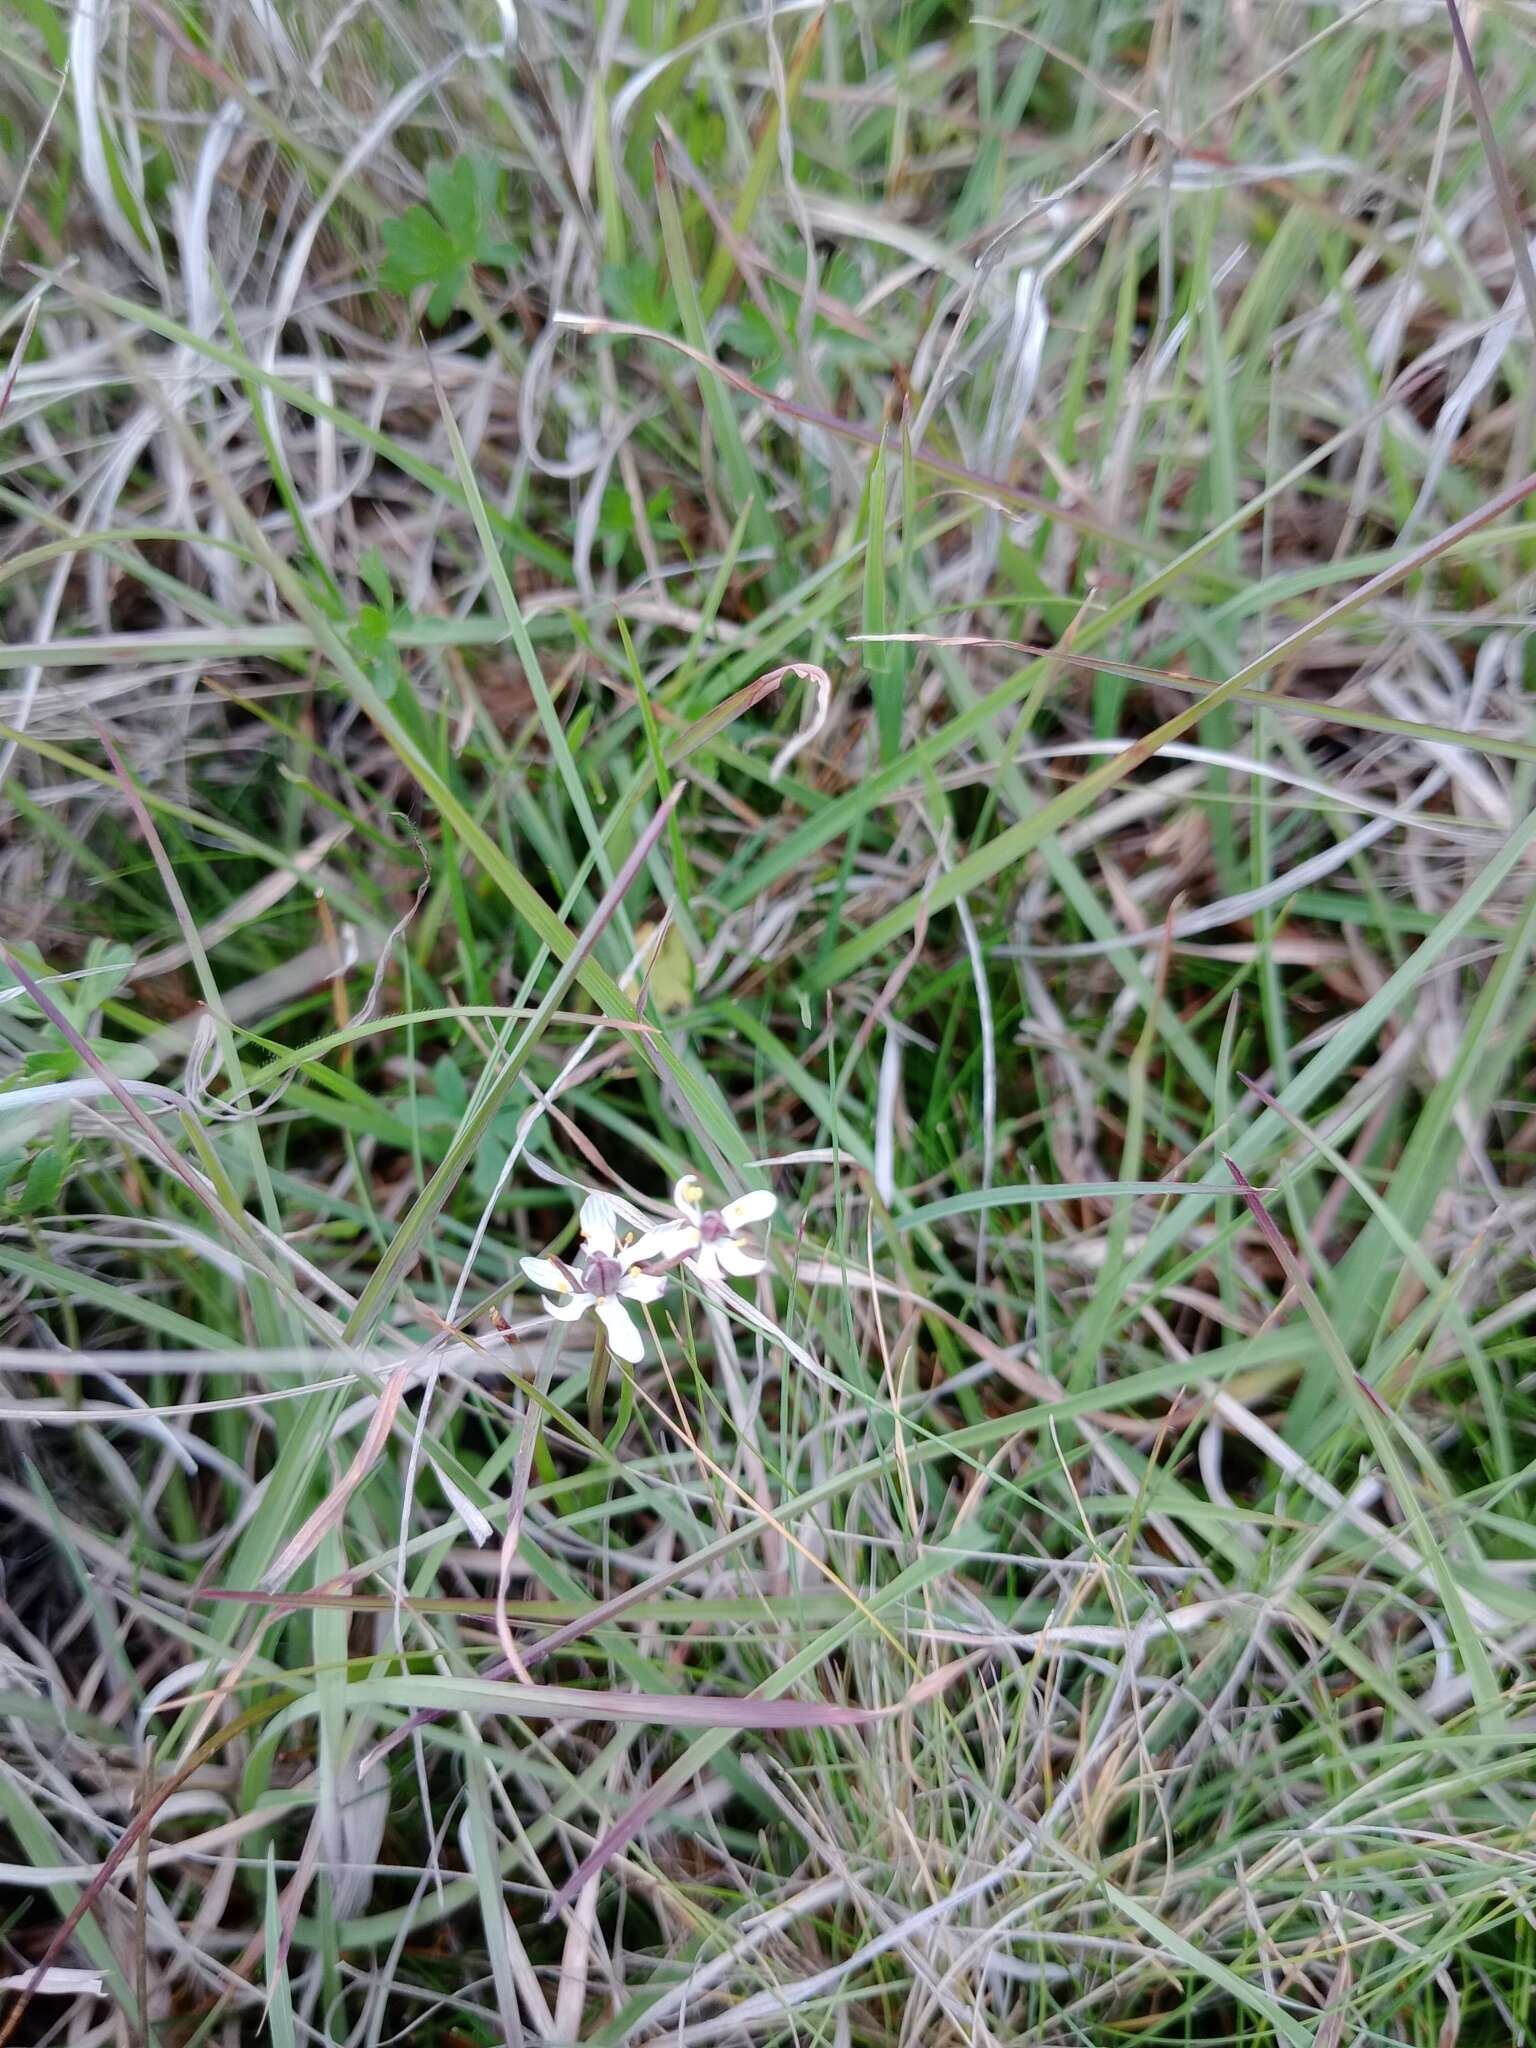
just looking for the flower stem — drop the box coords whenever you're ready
[586,1323,611,1438]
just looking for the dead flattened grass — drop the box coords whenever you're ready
[0,2,1534,2043]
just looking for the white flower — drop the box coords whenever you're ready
[519,1193,667,1364]
[632,1174,778,1285]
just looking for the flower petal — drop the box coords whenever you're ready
[719,1188,777,1231]
[596,1295,645,1363]
[715,1239,765,1277]
[543,1293,592,1322]
[620,1270,668,1304]
[690,1241,723,1285]
[521,1256,573,1295]
[672,1174,706,1222]
[579,1193,618,1257]
[625,1222,696,1266]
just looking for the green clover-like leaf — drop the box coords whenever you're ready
[379,155,511,323]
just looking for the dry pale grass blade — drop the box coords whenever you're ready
[258,1362,411,1592]
[341,1676,899,1731]
[1441,0,1536,337]
[0,1971,104,1996]
[0,298,40,428]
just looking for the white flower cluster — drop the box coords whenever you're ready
[519,1179,778,1362]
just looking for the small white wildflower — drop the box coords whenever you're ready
[632,1174,778,1284]
[519,1192,667,1364]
